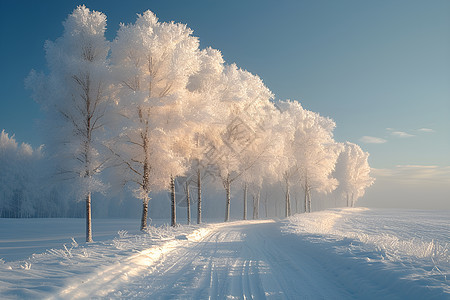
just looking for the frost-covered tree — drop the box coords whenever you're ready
[274,101,301,217]
[0,130,43,218]
[334,142,374,207]
[291,105,341,213]
[109,10,200,229]
[186,47,226,224]
[275,100,341,214]
[0,131,82,218]
[27,6,110,242]
[209,64,273,222]
[21,6,375,224]
[239,145,266,220]
[238,106,280,220]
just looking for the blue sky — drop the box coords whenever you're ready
[1,0,449,209]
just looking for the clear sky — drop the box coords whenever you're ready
[1,0,449,209]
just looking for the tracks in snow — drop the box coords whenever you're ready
[102,220,356,299]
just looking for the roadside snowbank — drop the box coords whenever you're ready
[0,222,214,299]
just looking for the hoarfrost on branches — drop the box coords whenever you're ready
[20,6,377,230]
[26,5,112,242]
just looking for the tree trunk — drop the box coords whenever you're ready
[304,188,307,213]
[243,183,247,220]
[288,193,291,216]
[186,181,190,225]
[197,168,202,224]
[346,192,350,207]
[308,189,312,213]
[351,193,355,208]
[225,175,231,222]
[264,191,268,218]
[141,130,150,230]
[171,175,176,227]
[253,191,260,219]
[85,192,93,242]
[275,200,278,218]
[295,193,298,214]
[141,197,149,231]
[257,192,260,219]
[285,182,290,218]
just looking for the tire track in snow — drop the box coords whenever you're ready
[104,220,274,299]
[101,219,367,299]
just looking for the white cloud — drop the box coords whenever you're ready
[371,165,450,184]
[390,131,414,138]
[360,136,387,144]
[418,128,435,133]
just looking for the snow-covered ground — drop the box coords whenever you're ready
[0,218,213,299]
[284,208,449,298]
[0,208,448,299]
[0,218,146,262]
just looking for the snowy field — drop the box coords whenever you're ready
[0,218,147,262]
[0,208,448,299]
[284,208,449,298]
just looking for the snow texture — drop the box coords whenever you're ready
[0,208,448,299]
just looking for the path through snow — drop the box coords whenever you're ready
[94,219,427,299]
[1,210,448,299]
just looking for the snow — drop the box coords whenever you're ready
[0,209,448,299]
[284,208,449,298]
[0,219,216,299]
[0,218,143,262]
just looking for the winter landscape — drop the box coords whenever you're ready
[0,208,448,299]
[1,1,449,299]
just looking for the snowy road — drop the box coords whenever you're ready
[1,209,448,299]
[96,220,393,299]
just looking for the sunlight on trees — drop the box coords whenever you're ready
[13,6,376,234]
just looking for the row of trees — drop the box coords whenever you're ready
[24,6,374,242]
[0,130,86,218]
[0,130,42,218]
